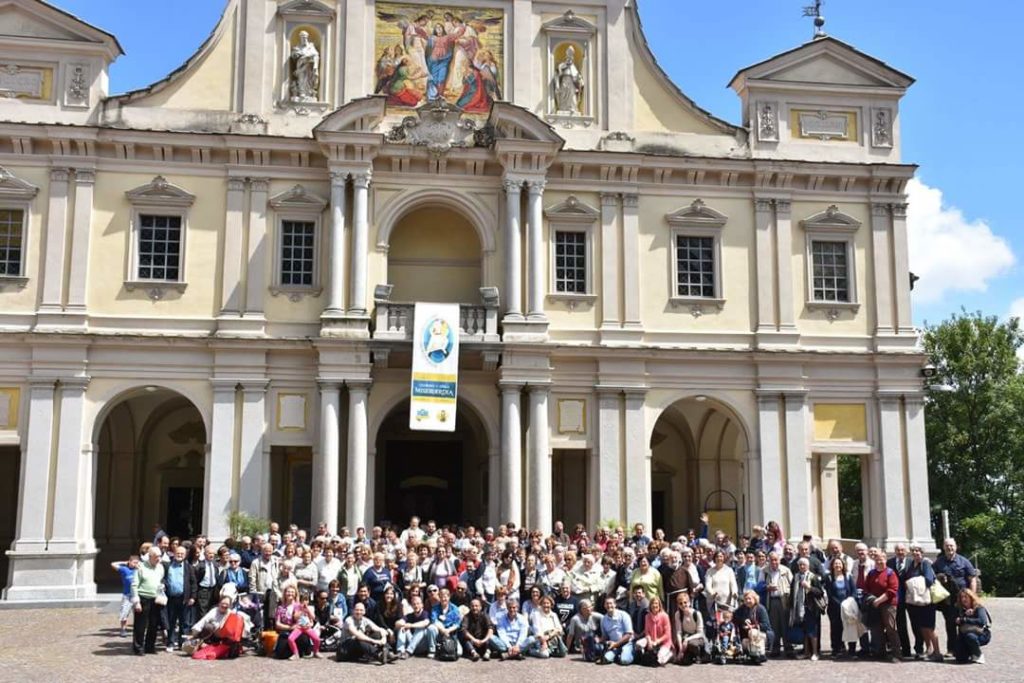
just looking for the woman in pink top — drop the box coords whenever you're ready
[637,596,673,666]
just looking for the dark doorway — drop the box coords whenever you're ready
[652,490,667,533]
[384,440,463,525]
[0,446,20,584]
[165,486,203,539]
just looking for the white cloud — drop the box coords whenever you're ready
[906,178,1015,304]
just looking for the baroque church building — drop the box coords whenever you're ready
[0,0,935,601]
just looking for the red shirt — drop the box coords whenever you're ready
[864,567,898,605]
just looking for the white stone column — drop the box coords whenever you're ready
[40,168,70,313]
[903,396,935,549]
[503,179,523,320]
[775,200,796,331]
[600,193,621,328]
[244,178,269,317]
[526,179,546,320]
[237,380,268,518]
[324,172,348,315]
[526,385,550,532]
[349,172,371,315]
[891,203,915,333]
[783,392,809,538]
[345,381,370,529]
[756,393,784,525]
[744,450,762,533]
[220,178,246,315]
[66,169,94,312]
[877,393,909,546]
[204,381,236,541]
[621,194,641,329]
[623,390,649,528]
[754,199,775,333]
[594,388,622,524]
[49,377,90,550]
[500,383,523,526]
[488,447,501,528]
[818,453,842,540]
[870,203,894,335]
[313,381,341,531]
[12,379,56,550]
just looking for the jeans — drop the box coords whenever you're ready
[602,641,634,665]
[397,628,429,655]
[165,595,190,647]
[492,634,529,655]
[527,635,567,658]
[955,630,990,662]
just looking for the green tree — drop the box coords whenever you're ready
[924,310,1024,596]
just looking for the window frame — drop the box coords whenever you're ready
[269,184,327,300]
[124,176,195,298]
[666,199,727,311]
[0,167,39,290]
[801,205,861,316]
[545,196,598,309]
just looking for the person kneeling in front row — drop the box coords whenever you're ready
[596,595,635,665]
[337,602,391,665]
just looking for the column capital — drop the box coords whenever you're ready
[502,178,523,194]
[345,378,373,391]
[600,192,619,207]
[499,381,525,393]
[27,376,57,390]
[330,170,350,185]
[317,379,343,391]
[227,177,247,192]
[526,383,551,394]
[621,193,639,209]
[49,167,70,183]
[58,376,91,391]
[248,177,270,193]
[527,178,546,195]
[210,378,240,391]
[774,199,792,216]
[623,388,647,401]
[72,168,95,186]
[352,172,372,189]
[876,389,904,404]
[890,202,908,218]
[870,201,891,218]
[238,379,269,393]
[594,384,623,397]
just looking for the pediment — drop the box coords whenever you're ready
[666,199,728,227]
[730,37,913,92]
[278,0,335,19]
[801,205,861,232]
[544,195,599,222]
[488,101,565,145]
[0,165,38,200]
[125,176,195,207]
[542,9,597,36]
[314,96,387,134]
[0,1,122,57]
[269,184,328,212]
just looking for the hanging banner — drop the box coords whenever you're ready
[410,302,460,432]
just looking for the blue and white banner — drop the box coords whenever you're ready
[410,302,460,432]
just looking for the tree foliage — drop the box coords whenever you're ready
[924,310,1024,596]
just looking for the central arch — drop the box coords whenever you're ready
[373,398,490,526]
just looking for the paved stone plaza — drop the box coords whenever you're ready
[0,598,1018,682]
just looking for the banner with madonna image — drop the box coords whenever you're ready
[410,302,460,432]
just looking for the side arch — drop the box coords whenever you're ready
[375,187,497,254]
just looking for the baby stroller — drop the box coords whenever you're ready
[707,601,740,665]
[319,624,343,653]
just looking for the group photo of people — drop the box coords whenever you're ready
[115,515,992,667]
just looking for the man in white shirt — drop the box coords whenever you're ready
[337,602,391,664]
[399,517,426,549]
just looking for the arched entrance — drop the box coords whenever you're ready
[388,206,482,303]
[374,398,489,526]
[93,387,207,582]
[649,397,749,538]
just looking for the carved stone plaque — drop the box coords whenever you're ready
[793,109,856,141]
[0,65,52,100]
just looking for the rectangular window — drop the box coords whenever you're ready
[0,209,25,277]
[137,214,182,281]
[811,240,850,302]
[279,220,316,287]
[675,235,715,298]
[554,230,587,293]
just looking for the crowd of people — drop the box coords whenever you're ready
[115,515,992,666]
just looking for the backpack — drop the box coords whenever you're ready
[436,632,460,661]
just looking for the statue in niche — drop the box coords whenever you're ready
[289,30,320,102]
[553,45,584,115]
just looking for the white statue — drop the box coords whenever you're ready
[554,45,583,115]
[290,31,320,102]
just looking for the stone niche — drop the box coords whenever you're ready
[276,0,336,115]
[543,10,597,129]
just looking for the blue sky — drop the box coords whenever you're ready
[56,0,1023,327]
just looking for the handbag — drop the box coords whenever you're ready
[154,586,168,606]
[929,581,950,605]
[436,632,459,661]
[905,576,930,606]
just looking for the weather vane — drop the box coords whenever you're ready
[802,0,826,38]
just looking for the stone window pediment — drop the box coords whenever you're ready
[0,166,40,201]
[544,195,599,223]
[666,198,728,228]
[801,205,861,233]
[278,0,336,21]
[125,176,196,208]
[269,184,328,213]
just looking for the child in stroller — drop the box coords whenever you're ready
[713,608,738,664]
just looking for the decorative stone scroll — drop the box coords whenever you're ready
[386,100,479,155]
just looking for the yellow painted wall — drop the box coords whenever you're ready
[87,172,224,317]
[0,166,47,313]
[813,403,867,442]
[792,202,874,335]
[387,207,482,303]
[133,7,237,110]
[640,196,755,332]
[632,52,722,134]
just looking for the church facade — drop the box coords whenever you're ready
[0,0,935,601]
